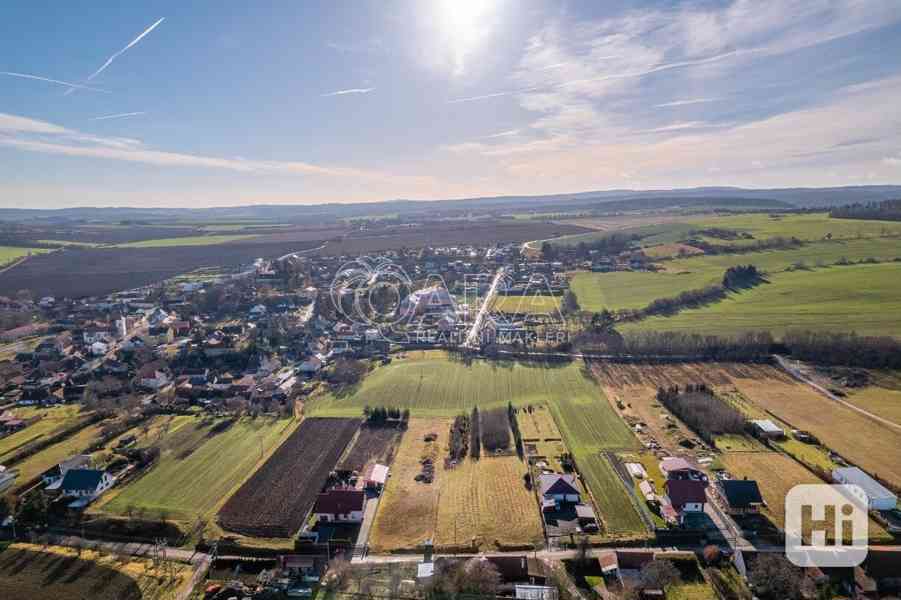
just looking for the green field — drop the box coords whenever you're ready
[96,416,298,522]
[9,421,107,487]
[491,295,562,314]
[685,212,901,242]
[0,246,50,265]
[570,237,901,313]
[114,234,258,248]
[0,406,88,464]
[570,270,718,312]
[623,262,901,337]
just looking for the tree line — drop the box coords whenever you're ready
[830,198,901,222]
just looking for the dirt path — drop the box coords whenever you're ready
[774,355,901,432]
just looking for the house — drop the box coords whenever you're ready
[311,489,365,523]
[717,479,765,515]
[139,367,171,391]
[90,341,109,356]
[597,551,619,579]
[171,320,192,337]
[664,479,707,524]
[539,473,581,509]
[750,419,785,440]
[659,457,708,483]
[144,325,174,346]
[42,455,92,489]
[832,467,898,511]
[59,468,114,499]
[298,354,324,375]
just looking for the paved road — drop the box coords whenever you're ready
[352,496,381,563]
[463,267,506,349]
[774,355,901,431]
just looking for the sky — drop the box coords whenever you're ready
[2,0,901,208]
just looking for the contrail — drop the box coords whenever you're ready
[65,17,165,95]
[1,71,110,93]
[90,111,147,121]
[321,87,375,97]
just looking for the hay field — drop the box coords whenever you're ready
[369,418,543,552]
[727,365,901,488]
[721,452,892,542]
[516,405,562,441]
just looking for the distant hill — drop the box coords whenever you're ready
[2,185,900,223]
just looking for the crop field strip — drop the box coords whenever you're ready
[218,417,361,538]
[97,416,298,524]
[0,405,87,462]
[9,421,108,489]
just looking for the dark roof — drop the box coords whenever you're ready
[720,479,764,508]
[539,473,580,497]
[665,479,707,508]
[863,548,901,580]
[60,468,104,492]
[312,489,365,515]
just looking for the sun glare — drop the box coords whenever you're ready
[439,0,493,76]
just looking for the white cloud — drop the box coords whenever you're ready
[0,112,432,186]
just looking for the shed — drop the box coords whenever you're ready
[751,419,785,439]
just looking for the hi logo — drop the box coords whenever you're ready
[785,484,869,567]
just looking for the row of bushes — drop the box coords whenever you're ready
[448,414,470,461]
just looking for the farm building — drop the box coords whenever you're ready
[311,489,366,523]
[717,479,765,515]
[832,467,898,511]
[751,419,785,439]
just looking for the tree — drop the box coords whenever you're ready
[561,290,581,315]
[16,492,49,527]
[591,309,616,334]
[639,559,680,591]
[703,544,722,565]
[748,554,804,600]
[332,358,368,386]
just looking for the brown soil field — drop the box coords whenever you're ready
[643,243,704,259]
[0,240,322,298]
[721,452,892,542]
[319,221,591,256]
[337,425,403,473]
[368,418,543,553]
[0,543,192,600]
[218,417,360,538]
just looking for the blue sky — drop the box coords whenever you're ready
[2,0,901,208]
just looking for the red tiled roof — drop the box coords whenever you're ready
[312,489,364,515]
